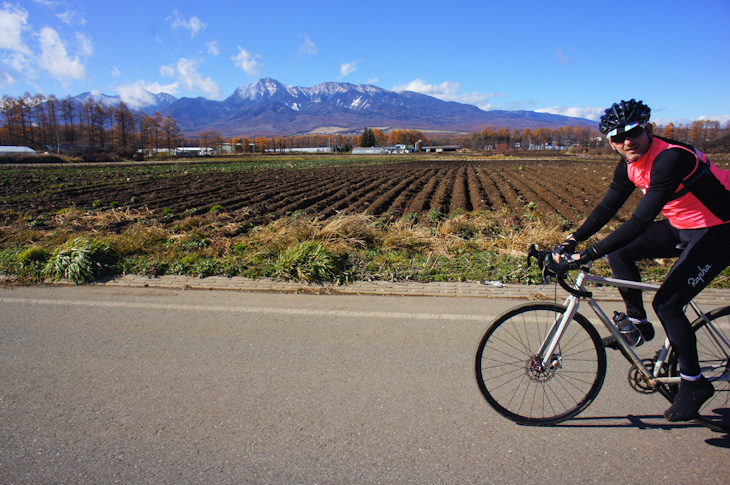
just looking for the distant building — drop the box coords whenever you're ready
[266,147,334,153]
[175,147,214,156]
[0,146,36,154]
[422,145,460,152]
[351,146,388,154]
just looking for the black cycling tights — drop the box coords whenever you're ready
[607,219,730,376]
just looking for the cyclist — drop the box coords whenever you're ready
[554,99,730,422]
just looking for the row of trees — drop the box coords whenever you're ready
[459,119,730,153]
[460,125,601,152]
[0,93,186,158]
[2,92,729,157]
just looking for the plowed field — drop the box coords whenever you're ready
[1,159,639,225]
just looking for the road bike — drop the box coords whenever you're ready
[474,245,730,432]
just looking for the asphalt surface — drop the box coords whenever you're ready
[1,280,729,483]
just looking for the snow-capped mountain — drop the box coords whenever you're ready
[74,78,597,136]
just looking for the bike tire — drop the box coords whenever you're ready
[475,302,607,426]
[667,305,730,433]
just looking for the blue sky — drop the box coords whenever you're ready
[2,0,729,125]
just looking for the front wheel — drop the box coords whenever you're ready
[668,305,730,432]
[475,303,607,425]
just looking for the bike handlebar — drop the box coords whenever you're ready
[526,244,593,298]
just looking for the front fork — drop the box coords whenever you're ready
[537,295,581,370]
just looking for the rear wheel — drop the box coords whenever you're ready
[475,303,607,425]
[668,305,730,432]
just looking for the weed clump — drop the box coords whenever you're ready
[273,240,348,283]
[43,237,118,284]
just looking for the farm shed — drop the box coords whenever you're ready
[423,145,460,153]
[267,147,334,153]
[0,146,36,154]
[352,147,388,154]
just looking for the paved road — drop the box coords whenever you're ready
[1,285,728,483]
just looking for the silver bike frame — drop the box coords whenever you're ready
[539,268,730,387]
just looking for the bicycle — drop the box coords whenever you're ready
[474,244,730,432]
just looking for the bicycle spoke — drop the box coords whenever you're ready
[475,304,606,425]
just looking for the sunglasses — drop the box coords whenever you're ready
[609,125,646,144]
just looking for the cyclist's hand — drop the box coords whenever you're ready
[550,247,598,269]
[553,235,577,255]
[547,252,580,275]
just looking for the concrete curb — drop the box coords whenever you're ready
[95,274,730,307]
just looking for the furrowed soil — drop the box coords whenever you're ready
[0,158,640,226]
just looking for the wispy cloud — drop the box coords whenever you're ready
[392,79,504,111]
[1,3,93,86]
[32,0,86,25]
[167,9,206,37]
[299,35,317,55]
[231,47,262,77]
[554,48,575,65]
[536,106,603,121]
[0,3,32,54]
[206,40,219,56]
[339,61,356,78]
[160,58,220,98]
[115,79,180,107]
[38,27,91,85]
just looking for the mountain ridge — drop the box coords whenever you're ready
[75,78,597,136]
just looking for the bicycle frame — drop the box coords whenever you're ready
[538,267,730,396]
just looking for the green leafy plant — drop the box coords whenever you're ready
[43,237,118,284]
[273,240,345,282]
[17,246,51,268]
[426,208,444,225]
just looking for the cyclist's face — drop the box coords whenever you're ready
[609,124,652,162]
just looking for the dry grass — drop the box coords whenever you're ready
[3,206,699,285]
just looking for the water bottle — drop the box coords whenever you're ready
[613,311,643,347]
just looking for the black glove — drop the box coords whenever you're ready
[553,235,577,255]
[546,247,599,276]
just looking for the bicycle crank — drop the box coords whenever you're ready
[627,355,667,395]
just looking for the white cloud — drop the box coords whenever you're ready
[37,26,90,84]
[535,106,604,121]
[159,64,175,77]
[162,57,220,99]
[206,40,219,56]
[75,32,92,56]
[340,61,356,77]
[32,0,86,25]
[299,35,317,55]
[145,81,179,95]
[392,79,504,110]
[167,9,206,37]
[116,82,156,108]
[0,3,32,54]
[57,9,86,26]
[699,114,730,125]
[554,48,575,65]
[231,47,262,77]
[111,66,121,77]
[0,68,14,87]
[116,80,179,108]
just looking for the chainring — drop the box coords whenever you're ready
[627,353,667,395]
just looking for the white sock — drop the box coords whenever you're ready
[629,317,648,324]
[680,373,702,381]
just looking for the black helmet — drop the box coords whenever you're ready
[598,99,651,136]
